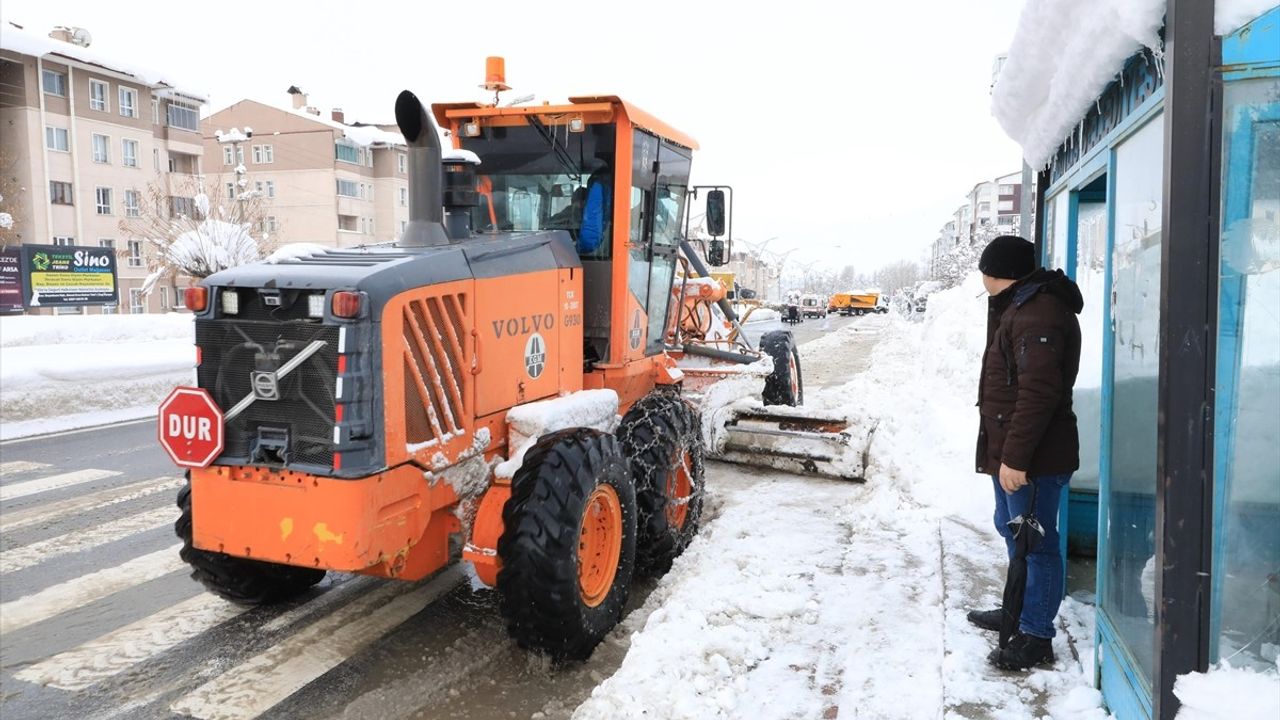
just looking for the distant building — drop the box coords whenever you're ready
[200,88,409,249]
[0,22,208,314]
[929,172,1032,276]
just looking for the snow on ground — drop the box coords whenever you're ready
[1174,662,1280,719]
[575,273,1109,719]
[0,314,194,440]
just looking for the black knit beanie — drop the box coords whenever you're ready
[979,235,1036,280]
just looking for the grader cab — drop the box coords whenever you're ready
[162,61,868,661]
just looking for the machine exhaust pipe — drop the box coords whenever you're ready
[394,90,450,247]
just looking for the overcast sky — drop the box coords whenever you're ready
[5,0,1027,273]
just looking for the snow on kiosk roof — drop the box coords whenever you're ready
[990,0,1277,168]
[432,95,699,151]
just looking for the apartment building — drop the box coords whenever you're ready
[0,23,208,315]
[929,172,1031,275]
[201,89,409,249]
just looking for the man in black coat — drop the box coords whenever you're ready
[967,235,1083,671]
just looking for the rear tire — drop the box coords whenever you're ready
[761,330,804,406]
[497,428,637,662]
[175,482,325,605]
[617,392,706,575]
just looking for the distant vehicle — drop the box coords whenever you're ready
[800,293,827,318]
[829,291,888,316]
[909,281,943,313]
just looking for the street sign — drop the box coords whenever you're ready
[158,387,225,468]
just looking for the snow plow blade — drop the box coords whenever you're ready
[715,409,875,481]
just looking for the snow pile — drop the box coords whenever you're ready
[495,390,619,478]
[264,242,331,264]
[1174,663,1280,719]
[0,314,195,439]
[741,307,780,323]
[575,272,1107,718]
[161,216,260,281]
[0,212,12,230]
[992,0,1276,168]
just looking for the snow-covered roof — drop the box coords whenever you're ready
[991,0,1276,168]
[0,21,207,102]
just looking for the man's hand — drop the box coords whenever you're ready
[999,463,1029,494]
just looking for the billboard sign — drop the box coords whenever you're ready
[20,244,119,308]
[0,247,22,314]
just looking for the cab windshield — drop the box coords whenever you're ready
[458,122,615,236]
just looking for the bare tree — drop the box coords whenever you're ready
[0,145,27,248]
[874,259,924,295]
[118,172,275,297]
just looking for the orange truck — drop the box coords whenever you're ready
[829,291,888,316]
[161,60,837,662]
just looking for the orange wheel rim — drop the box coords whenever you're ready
[578,483,623,608]
[666,450,693,529]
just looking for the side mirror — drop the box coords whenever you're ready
[706,190,726,237]
[708,239,726,266]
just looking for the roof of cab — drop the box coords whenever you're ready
[432,95,698,151]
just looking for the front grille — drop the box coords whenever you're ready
[196,319,340,469]
[403,294,468,448]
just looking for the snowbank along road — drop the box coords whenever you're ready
[0,299,1109,719]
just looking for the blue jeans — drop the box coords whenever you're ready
[991,473,1071,639]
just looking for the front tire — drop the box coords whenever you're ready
[617,392,706,575]
[761,330,804,406]
[497,428,637,662]
[176,482,325,605]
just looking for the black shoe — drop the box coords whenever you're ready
[987,632,1055,671]
[966,608,1002,632]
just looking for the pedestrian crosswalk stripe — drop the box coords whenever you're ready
[0,476,182,533]
[170,564,465,720]
[0,468,121,502]
[15,592,246,690]
[0,544,185,635]
[0,460,52,477]
[1,505,176,574]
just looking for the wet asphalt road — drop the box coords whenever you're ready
[738,311,861,349]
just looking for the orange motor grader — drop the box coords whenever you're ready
[165,70,779,660]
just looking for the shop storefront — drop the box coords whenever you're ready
[1026,4,1278,718]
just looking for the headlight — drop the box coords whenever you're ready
[220,290,239,315]
[308,293,326,318]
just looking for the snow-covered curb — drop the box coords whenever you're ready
[573,273,1109,719]
[0,314,194,440]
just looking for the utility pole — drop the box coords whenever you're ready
[1019,160,1033,240]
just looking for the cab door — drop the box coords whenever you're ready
[627,130,692,356]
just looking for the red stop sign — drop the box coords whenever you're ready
[158,387,225,468]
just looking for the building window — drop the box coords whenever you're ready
[399,186,407,207]
[45,126,69,152]
[223,146,234,166]
[95,187,113,215]
[998,184,1018,195]
[102,302,117,315]
[262,216,278,233]
[122,139,139,168]
[92,134,111,163]
[255,180,276,198]
[997,199,1015,212]
[997,214,1018,227]
[160,287,170,310]
[153,148,160,170]
[152,98,160,125]
[49,181,73,205]
[336,178,360,197]
[252,144,274,163]
[170,196,196,218]
[167,103,200,131]
[129,288,145,314]
[225,182,236,199]
[173,286,185,308]
[335,141,360,164]
[99,238,114,249]
[127,239,144,268]
[398,153,406,173]
[124,189,141,217]
[42,69,67,97]
[977,201,991,213]
[400,220,407,236]
[89,79,109,111]
[52,236,75,246]
[338,214,359,232]
[118,87,138,118]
